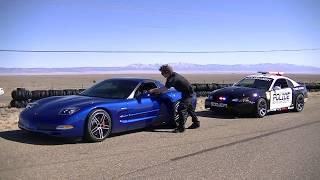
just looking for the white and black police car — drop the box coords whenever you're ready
[205,72,308,117]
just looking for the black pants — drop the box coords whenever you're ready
[177,97,199,129]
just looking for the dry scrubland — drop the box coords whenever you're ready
[1,73,319,103]
[0,74,319,132]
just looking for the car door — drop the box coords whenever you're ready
[270,78,293,110]
[126,82,161,130]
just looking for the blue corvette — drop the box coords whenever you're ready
[19,78,197,142]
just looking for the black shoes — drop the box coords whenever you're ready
[188,122,200,129]
[173,127,185,133]
[173,121,200,133]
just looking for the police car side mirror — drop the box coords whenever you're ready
[273,86,281,90]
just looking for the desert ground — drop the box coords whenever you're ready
[0,74,320,179]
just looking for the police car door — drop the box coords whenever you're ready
[270,78,293,110]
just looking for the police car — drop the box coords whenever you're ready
[0,88,4,96]
[205,72,308,117]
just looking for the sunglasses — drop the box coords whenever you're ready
[161,71,168,75]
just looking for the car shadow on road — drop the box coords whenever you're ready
[196,110,240,119]
[196,110,293,119]
[0,130,82,145]
[0,128,175,145]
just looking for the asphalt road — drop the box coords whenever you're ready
[1,96,320,180]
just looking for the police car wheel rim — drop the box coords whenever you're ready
[258,100,267,116]
[296,96,304,111]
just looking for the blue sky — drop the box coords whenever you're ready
[0,0,319,68]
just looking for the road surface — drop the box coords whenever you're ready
[1,96,320,179]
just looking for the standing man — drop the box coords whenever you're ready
[149,64,200,133]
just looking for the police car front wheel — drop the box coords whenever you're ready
[294,94,304,112]
[255,98,267,118]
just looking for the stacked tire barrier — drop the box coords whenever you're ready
[191,83,233,97]
[10,88,86,108]
[305,83,320,92]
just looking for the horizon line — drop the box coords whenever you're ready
[1,62,320,69]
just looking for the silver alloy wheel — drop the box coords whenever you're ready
[258,100,267,117]
[296,95,304,111]
[88,111,111,140]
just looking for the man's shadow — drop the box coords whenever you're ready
[144,124,177,133]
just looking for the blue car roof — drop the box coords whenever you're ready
[109,78,160,83]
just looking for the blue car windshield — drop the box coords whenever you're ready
[80,79,139,99]
[234,77,273,90]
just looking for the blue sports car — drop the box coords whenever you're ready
[19,78,197,142]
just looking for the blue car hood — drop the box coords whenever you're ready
[35,95,125,112]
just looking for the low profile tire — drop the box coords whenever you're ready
[255,98,267,118]
[85,109,112,142]
[294,94,304,112]
[169,101,180,128]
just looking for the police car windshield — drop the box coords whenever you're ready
[234,77,273,90]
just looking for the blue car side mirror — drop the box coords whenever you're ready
[136,91,151,99]
[141,92,151,97]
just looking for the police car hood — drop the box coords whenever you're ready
[211,86,264,97]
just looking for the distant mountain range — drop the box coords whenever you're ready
[0,63,319,74]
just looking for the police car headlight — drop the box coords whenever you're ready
[232,98,239,102]
[208,95,213,99]
[233,97,250,103]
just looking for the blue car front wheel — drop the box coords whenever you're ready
[85,109,112,142]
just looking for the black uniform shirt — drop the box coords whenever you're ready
[165,72,194,98]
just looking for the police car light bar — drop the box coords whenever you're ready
[257,71,268,74]
[269,71,284,76]
[257,71,284,76]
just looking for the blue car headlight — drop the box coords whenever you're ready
[59,107,80,115]
[26,102,38,109]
